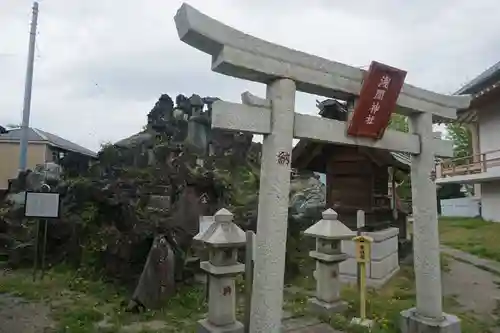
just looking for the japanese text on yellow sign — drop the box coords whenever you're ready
[353,236,373,263]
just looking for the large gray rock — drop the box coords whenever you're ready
[128,235,175,311]
[289,174,326,218]
[5,192,26,209]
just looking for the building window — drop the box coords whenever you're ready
[52,150,66,163]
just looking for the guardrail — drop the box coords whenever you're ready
[438,148,500,177]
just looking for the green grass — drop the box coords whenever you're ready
[0,268,206,332]
[0,254,495,333]
[439,217,500,262]
[287,264,493,333]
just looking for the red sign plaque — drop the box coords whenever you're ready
[347,61,407,139]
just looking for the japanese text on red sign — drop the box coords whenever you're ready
[346,61,407,140]
[365,75,392,125]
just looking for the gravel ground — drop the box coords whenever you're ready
[0,293,53,333]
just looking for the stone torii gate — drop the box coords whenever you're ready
[174,4,471,333]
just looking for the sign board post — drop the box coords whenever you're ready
[24,184,60,281]
[351,235,374,328]
[198,215,215,301]
[244,231,256,333]
[347,61,407,139]
[356,210,365,292]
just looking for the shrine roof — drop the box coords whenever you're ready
[292,140,410,174]
[456,60,500,95]
[439,61,500,124]
[292,100,411,173]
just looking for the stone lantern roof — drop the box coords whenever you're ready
[193,208,246,247]
[304,209,355,240]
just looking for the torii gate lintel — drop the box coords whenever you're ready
[175,3,470,118]
[211,97,453,157]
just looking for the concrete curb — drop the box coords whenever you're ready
[441,246,500,276]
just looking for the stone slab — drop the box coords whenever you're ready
[370,252,399,279]
[339,257,371,277]
[400,308,461,333]
[339,227,399,288]
[340,266,400,289]
[195,273,207,284]
[307,298,347,316]
[198,319,244,333]
[342,236,398,261]
[310,251,348,263]
[340,253,399,280]
[340,253,400,280]
[365,227,399,242]
[200,261,245,276]
[341,228,399,261]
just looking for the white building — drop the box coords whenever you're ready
[437,61,500,222]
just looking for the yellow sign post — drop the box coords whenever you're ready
[351,235,374,328]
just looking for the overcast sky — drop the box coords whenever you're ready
[1,0,499,152]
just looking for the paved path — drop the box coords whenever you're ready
[442,247,500,331]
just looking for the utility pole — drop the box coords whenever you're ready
[18,1,39,172]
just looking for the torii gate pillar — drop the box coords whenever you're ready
[400,113,461,332]
[250,78,296,331]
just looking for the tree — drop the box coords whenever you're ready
[437,183,465,200]
[388,115,474,162]
[388,114,408,133]
[436,183,466,214]
[387,116,473,207]
[387,114,412,200]
[445,123,472,161]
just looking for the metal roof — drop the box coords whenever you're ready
[0,127,97,157]
[391,152,411,166]
[439,60,500,125]
[456,60,500,95]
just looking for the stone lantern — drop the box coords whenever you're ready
[304,208,355,315]
[193,208,245,333]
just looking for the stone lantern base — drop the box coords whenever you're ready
[400,308,461,333]
[307,298,347,316]
[198,319,244,333]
